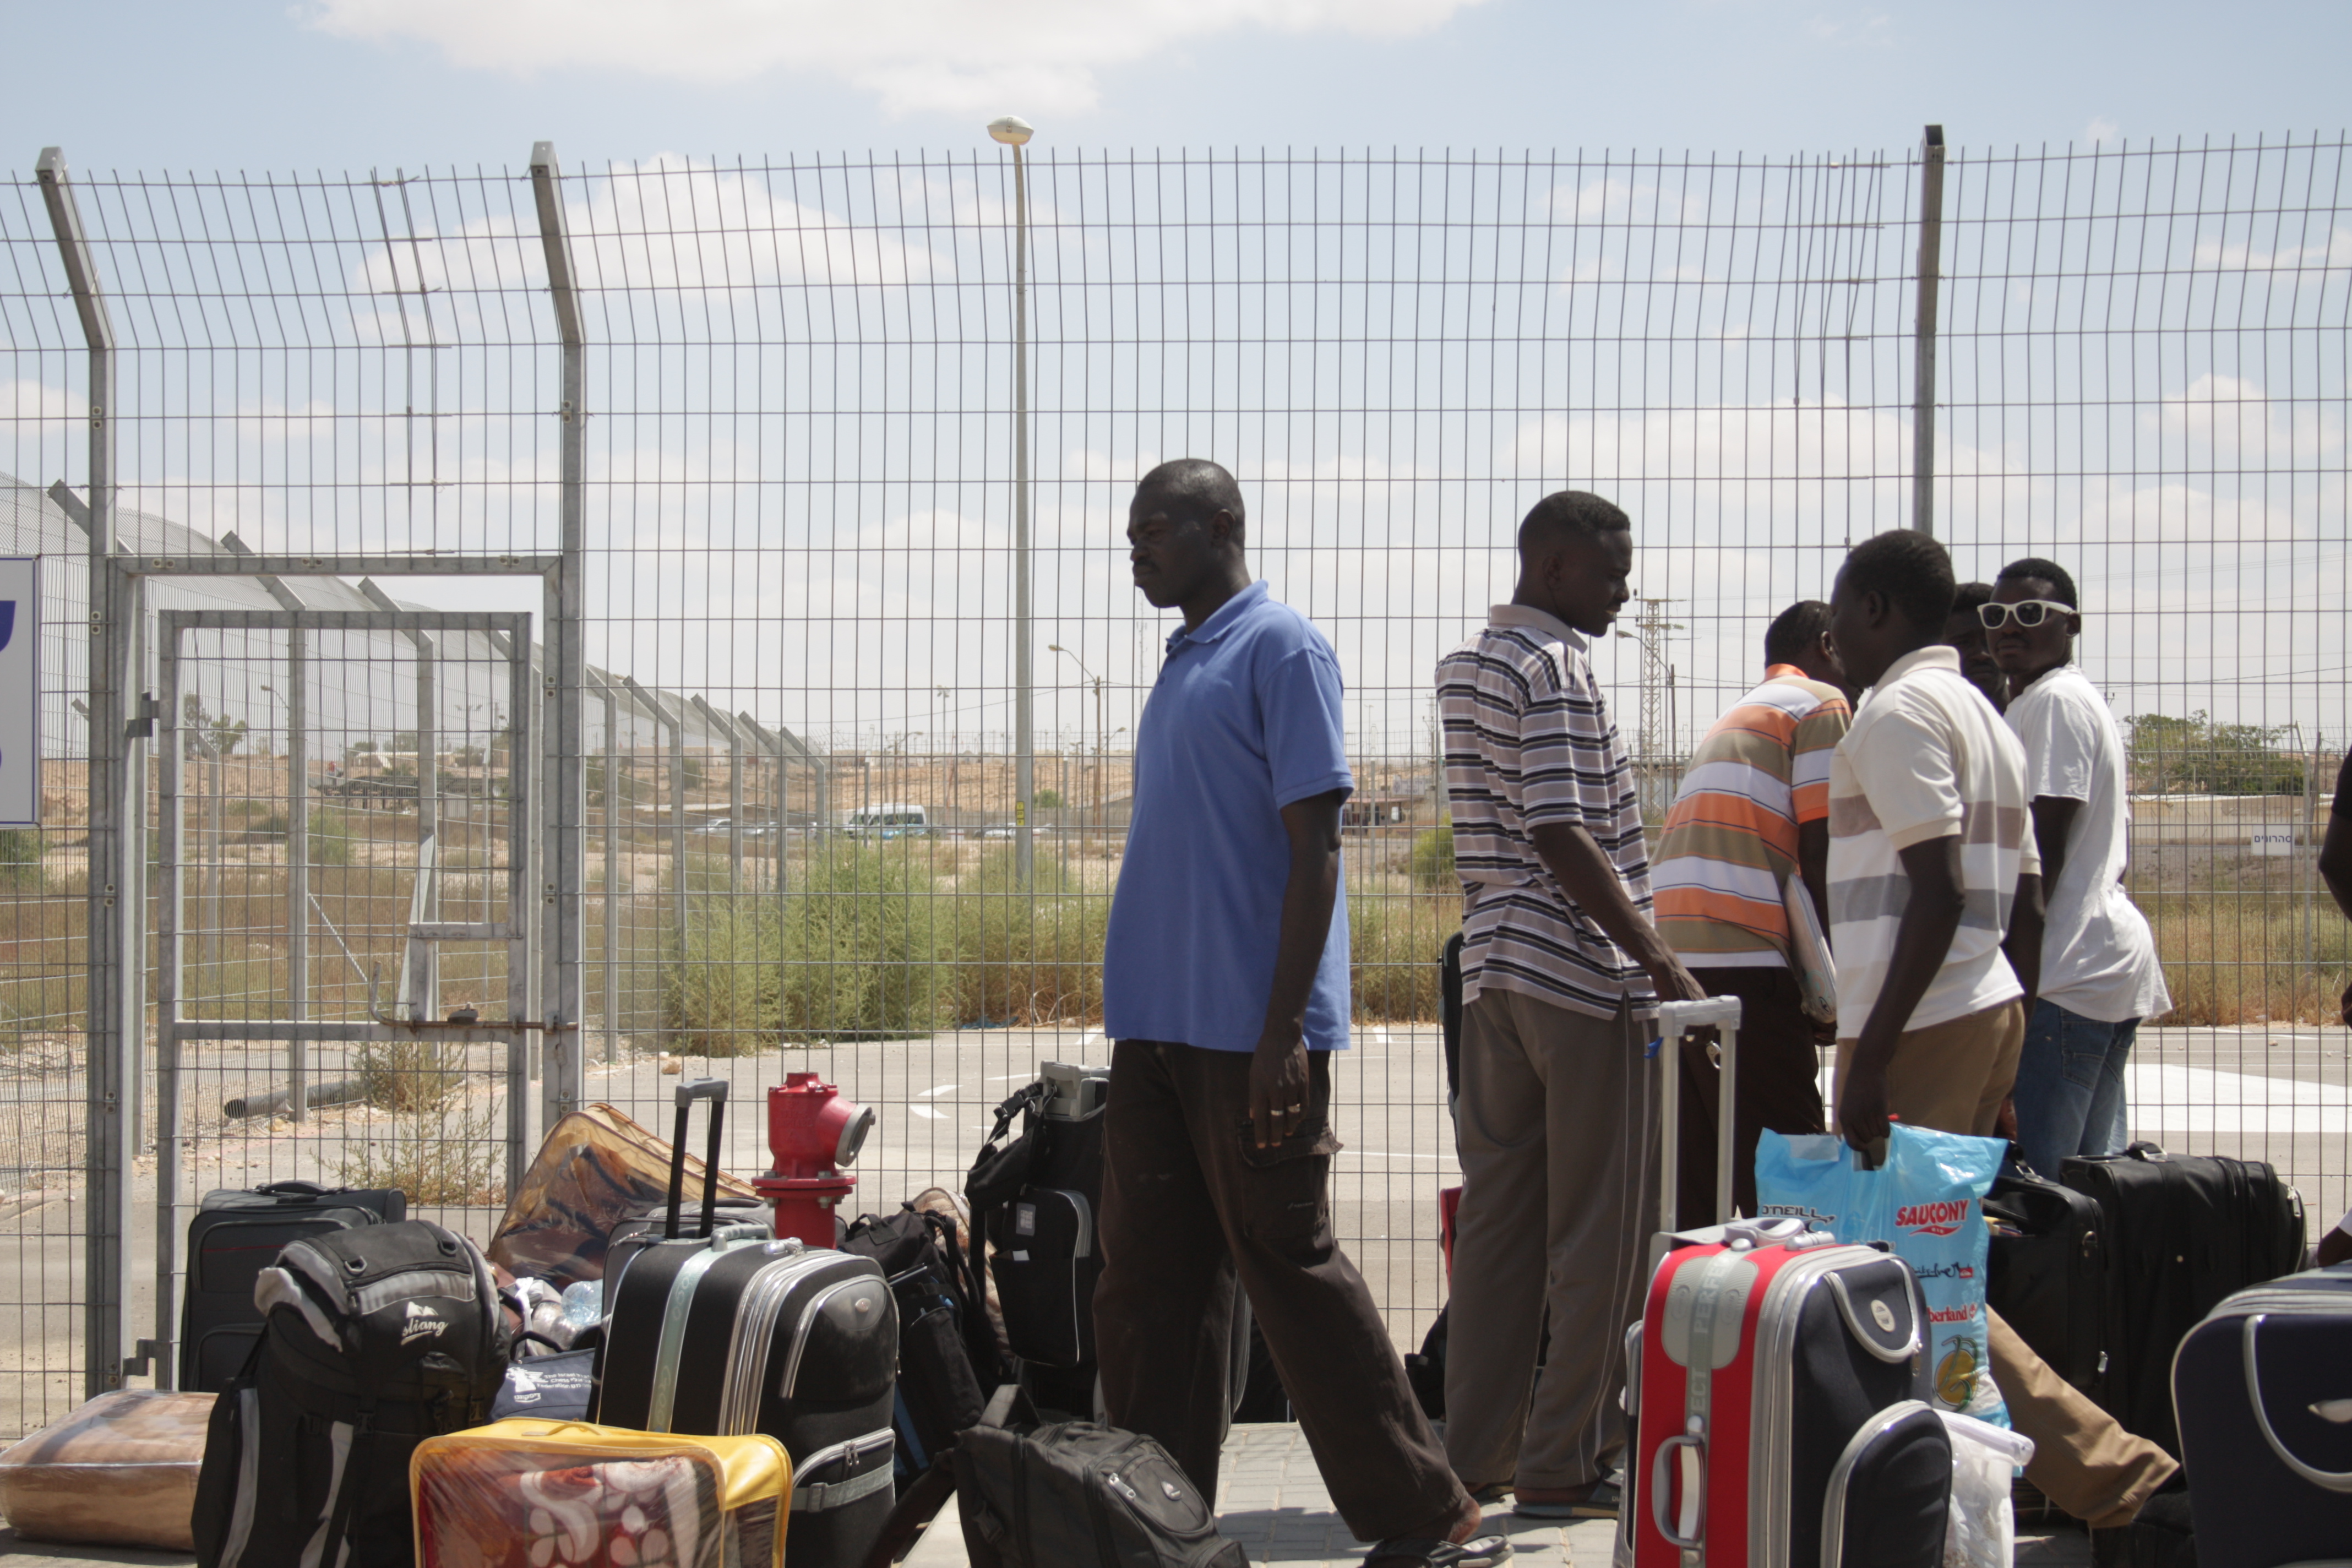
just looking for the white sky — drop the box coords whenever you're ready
[5,2,2349,756]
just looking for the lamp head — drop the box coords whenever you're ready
[987,116,1035,147]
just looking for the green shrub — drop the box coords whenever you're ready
[309,807,355,866]
[1349,891,1462,1022]
[666,841,946,1048]
[1033,787,1065,810]
[1408,824,1457,891]
[0,827,42,891]
[950,845,1108,1027]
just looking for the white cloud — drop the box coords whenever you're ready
[302,0,1485,117]
[2086,116,2121,146]
[2192,224,2352,276]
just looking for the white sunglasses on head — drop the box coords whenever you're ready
[1977,599,2073,630]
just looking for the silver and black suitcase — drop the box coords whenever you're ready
[2171,1261,2352,1567]
[595,1078,900,1568]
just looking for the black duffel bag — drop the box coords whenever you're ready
[955,1386,1247,1568]
[1985,1154,2109,1396]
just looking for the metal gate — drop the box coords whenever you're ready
[150,608,536,1391]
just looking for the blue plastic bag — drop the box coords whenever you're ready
[1755,1124,2009,1427]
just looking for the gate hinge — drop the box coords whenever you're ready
[125,692,159,739]
[119,1339,159,1378]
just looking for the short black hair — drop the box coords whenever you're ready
[1135,458,1246,535]
[1518,490,1630,558]
[1841,529,1955,633]
[1950,581,1994,619]
[1763,601,1831,666]
[1996,556,2078,609]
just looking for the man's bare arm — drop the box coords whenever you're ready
[1247,789,1346,1148]
[1527,821,1707,1005]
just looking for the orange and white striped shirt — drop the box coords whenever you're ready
[1651,667,1851,967]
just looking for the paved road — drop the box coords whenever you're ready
[0,1017,2343,1437]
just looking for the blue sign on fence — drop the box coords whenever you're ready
[0,558,40,826]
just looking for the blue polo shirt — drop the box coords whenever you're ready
[1103,581,1355,1053]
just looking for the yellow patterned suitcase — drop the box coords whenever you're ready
[411,1418,790,1568]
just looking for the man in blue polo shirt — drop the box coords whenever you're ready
[1097,460,1501,1567]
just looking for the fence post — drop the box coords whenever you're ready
[688,695,745,894]
[358,579,440,1020]
[622,677,687,1001]
[532,143,588,1126]
[222,535,312,1116]
[589,671,621,1062]
[1912,124,1946,537]
[36,149,147,1398]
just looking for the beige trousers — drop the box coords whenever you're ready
[1442,987,1657,1491]
[1841,997,2177,1527]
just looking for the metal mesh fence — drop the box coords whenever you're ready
[0,134,2345,1433]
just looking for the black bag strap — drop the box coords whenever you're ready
[314,1399,375,1568]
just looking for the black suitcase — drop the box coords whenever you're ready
[595,1077,899,1568]
[2062,1140,2305,1456]
[1985,1156,2109,1395]
[2173,1263,2352,1567]
[179,1179,405,1392]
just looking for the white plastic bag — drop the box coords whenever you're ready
[1938,1408,2034,1568]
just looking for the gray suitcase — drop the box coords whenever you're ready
[594,1079,899,1568]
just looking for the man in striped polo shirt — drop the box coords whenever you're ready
[1651,600,1852,1226]
[1822,529,2044,1146]
[1435,490,1706,1521]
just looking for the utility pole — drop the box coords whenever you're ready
[989,115,1037,888]
[1616,597,1685,816]
[1913,124,1947,536]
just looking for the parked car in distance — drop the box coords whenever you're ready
[846,803,934,839]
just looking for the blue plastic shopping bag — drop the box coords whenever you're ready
[1755,1124,2009,1426]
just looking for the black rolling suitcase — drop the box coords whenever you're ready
[596,1077,899,1568]
[2172,1263,2352,1567]
[179,1179,405,1392]
[2062,1140,2305,1456]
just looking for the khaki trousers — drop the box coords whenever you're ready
[1442,988,1657,1491]
[1833,998,2026,1139]
[1839,997,2177,1527]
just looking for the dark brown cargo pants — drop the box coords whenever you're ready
[1093,1038,1468,1544]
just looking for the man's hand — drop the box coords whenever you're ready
[2340,978,2352,1030]
[1838,1054,1892,1150]
[1249,1032,1311,1148]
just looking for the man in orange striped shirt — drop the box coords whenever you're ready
[1650,601,1853,1225]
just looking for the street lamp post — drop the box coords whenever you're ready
[1048,644,1107,840]
[989,113,1036,889]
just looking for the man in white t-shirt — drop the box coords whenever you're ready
[1986,559,2172,1179]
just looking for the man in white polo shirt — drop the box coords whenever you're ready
[1822,529,2044,1145]
[1822,529,2178,1538]
[1985,557,2171,1179]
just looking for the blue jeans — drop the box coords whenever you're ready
[2012,999,2141,1179]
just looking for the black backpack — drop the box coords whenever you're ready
[842,1204,999,1481]
[192,1219,510,1568]
[954,1387,1247,1568]
[966,1080,1108,1374]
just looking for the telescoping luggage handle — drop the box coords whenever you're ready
[1649,996,1744,1233]
[665,1078,731,1242]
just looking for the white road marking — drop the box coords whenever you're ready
[2125,1063,2351,1137]
[910,1106,946,1120]
[917,1084,959,1098]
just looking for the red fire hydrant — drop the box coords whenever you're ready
[752,1072,876,1248]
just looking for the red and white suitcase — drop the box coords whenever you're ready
[1620,998,1951,1568]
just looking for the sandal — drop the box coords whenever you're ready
[1362,1534,1513,1566]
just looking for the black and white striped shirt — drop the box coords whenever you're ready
[1436,603,1657,1021]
